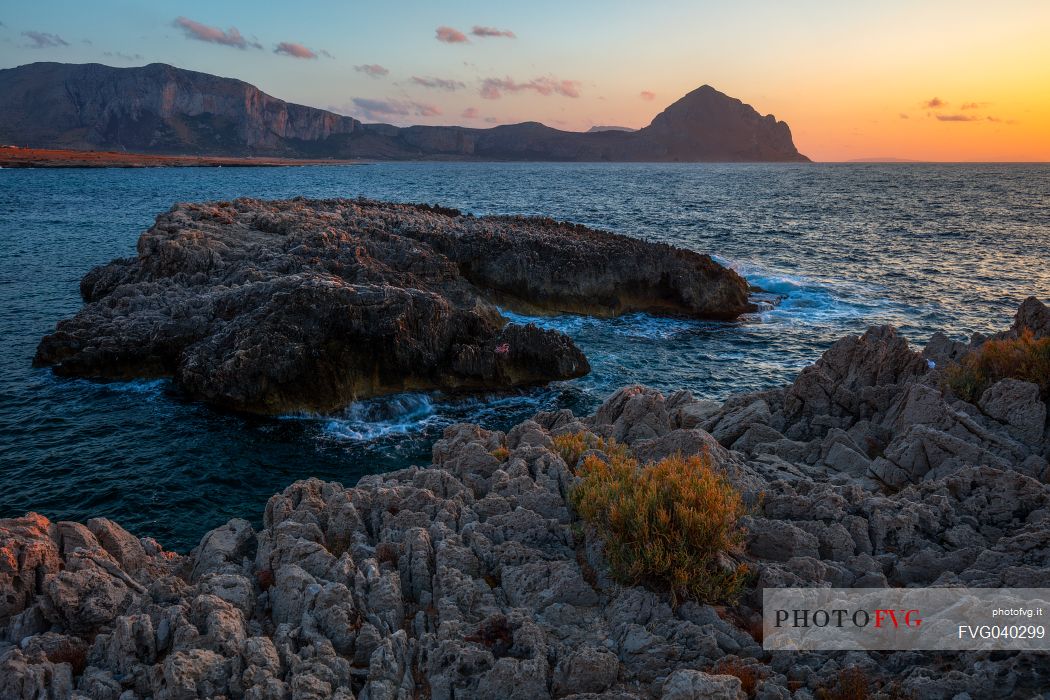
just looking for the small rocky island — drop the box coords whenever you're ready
[33,198,752,415]
[5,298,1049,699]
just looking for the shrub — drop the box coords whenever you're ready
[551,431,630,468]
[713,658,761,697]
[570,449,749,605]
[490,446,509,461]
[815,668,870,700]
[942,329,1050,403]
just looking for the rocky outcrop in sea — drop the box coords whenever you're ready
[5,298,1049,699]
[33,198,752,415]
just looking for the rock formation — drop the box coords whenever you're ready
[0,63,809,162]
[34,198,752,414]
[6,298,1049,699]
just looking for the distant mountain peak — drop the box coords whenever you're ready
[0,62,808,162]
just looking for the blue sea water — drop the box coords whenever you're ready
[1,162,1048,551]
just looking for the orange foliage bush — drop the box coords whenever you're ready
[569,448,748,605]
[943,329,1050,403]
[551,431,630,467]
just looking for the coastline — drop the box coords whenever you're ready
[0,147,365,169]
[3,297,1049,697]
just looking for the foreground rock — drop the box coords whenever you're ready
[6,299,1048,699]
[34,198,752,414]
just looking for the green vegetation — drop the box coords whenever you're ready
[943,329,1050,403]
[565,434,749,605]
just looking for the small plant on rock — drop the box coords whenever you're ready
[569,449,749,605]
[942,329,1050,403]
[815,667,870,700]
[713,657,761,697]
[551,431,630,468]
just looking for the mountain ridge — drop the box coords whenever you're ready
[0,62,809,162]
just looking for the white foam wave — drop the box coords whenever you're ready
[717,256,894,325]
[312,390,556,444]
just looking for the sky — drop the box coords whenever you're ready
[1,0,1048,161]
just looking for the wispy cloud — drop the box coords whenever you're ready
[924,97,946,109]
[22,31,69,48]
[411,76,466,91]
[319,49,334,59]
[899,113,909,119]
[462,107,480,119]
[104,51,144,62]
[960,101,987,110]
[640,90,656,101]
[274,41,316,59]
[480,76,581,99]
[471,25,515,38]
[172,17,259,49]
[350,97,442,121]
[936,114,979,122]
[435,26,468,43]
[355,64,389,78]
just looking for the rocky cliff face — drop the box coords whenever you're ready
[0,63,362,155]
[34,198,752,414]
[636,85,804,162]
[4,299,1049,699]
[0,63,809,161]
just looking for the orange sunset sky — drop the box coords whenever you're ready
[2,0,1048,161]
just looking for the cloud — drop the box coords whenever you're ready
[274,42,317,59]
[350,97,442,121]
[320,49,335,59]
[462,107,480,119]
[22,31,69,48]
[104,51,144,62]
[960,101,987,110]
[480,76,581,99]
[924,97,946,109]
[173,17,259,49]
[411,76,466,91]
[471,26,515,38]
[936,114,979,122]
[435,26,468,43]
[899,113,909,119]
[639,90,656,101]
[355,64,389,78]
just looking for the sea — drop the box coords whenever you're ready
[1,162,1048,551]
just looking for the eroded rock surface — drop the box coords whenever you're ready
[7,299,1049,699]
[34,198,753,414]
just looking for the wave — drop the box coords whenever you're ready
[718,256,899,326]
[309,389,565,445]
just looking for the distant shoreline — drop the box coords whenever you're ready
[0,147,365,169]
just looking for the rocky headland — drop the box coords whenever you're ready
[33,198,752,415]
[6,297,1050,699]
[0,63,808,162]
